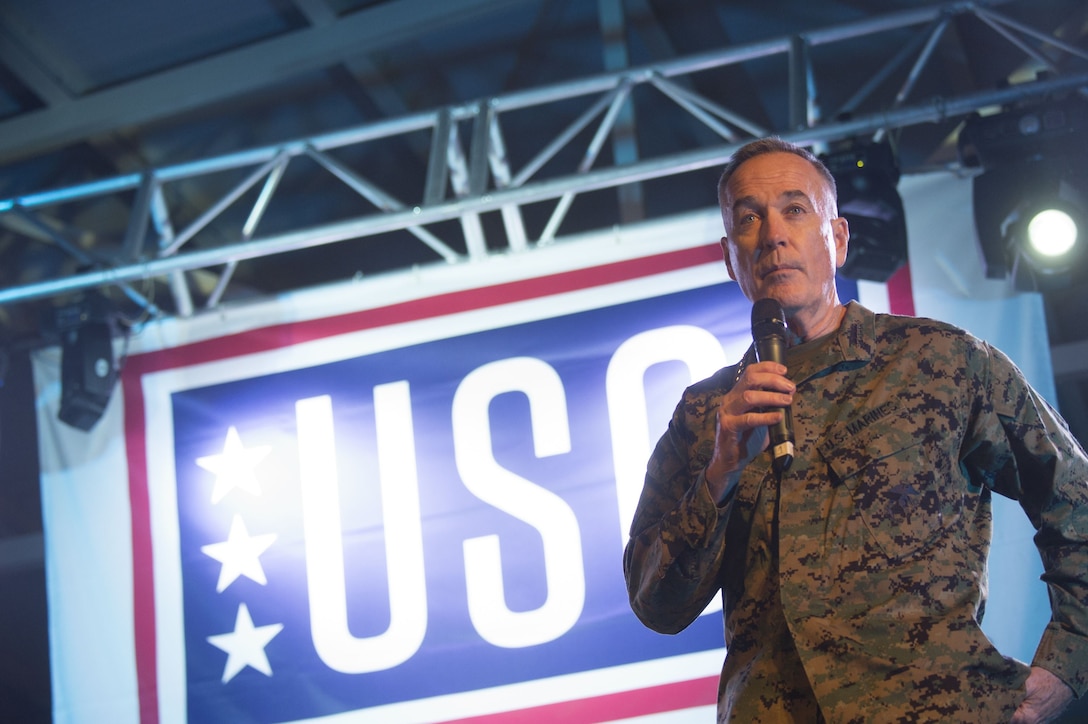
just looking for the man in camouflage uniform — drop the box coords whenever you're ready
[623,137,1088,722]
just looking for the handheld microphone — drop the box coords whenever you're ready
[751,298,794,473]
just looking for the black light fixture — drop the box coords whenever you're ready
[53,294,119,432]
[820,139,909,282]
[958,96,1088,291]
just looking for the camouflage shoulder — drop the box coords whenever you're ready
[871,311,989,352]
[686,363,739,399]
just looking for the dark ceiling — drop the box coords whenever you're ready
[0,0,1087,721]
[1,0,1086,332]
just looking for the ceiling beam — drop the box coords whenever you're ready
[0,25,74,106]
[0,0,531,165]
[1,69,1084,309]
[289,0,417,123]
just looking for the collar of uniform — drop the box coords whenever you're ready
[784,300,874,385]
[837,300,877,363]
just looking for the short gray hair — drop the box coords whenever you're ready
[716,137,837,207]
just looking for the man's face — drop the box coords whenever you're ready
[719,152,849,318]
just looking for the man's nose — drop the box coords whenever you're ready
[759,211,789,248]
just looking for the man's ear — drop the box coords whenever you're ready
[832,217,850,268]
[720,236,737,281]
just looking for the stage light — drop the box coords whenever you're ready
[958,96,1088,291]
[52,294,119,431]
[1026,208,1077,259]
[968,161,1087,290]
[1005,188,1086,287]
[819,139,908,282]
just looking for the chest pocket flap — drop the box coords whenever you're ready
[818,404,963,559]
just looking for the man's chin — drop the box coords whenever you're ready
[752,284,796,306]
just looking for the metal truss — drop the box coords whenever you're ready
[1,0,1086,317]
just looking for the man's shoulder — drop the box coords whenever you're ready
[843,304,998,379]
[866,308,987,351]
[686,364,738,398]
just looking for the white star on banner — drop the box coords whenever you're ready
[196,426,272,504]
[201,515,278,593]
[206,603,284,684]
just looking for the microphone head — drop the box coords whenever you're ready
[751,298,787,340]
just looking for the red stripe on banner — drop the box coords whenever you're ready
[438,675,719,724]
[124,244,723,377]
[120,243,723,723]
[123,374,159,724]
[887,262,915,316]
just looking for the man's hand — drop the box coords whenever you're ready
[1011,666,1074,724]
[706,361,794,502]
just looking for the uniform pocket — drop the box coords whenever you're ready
[819,407,962,559]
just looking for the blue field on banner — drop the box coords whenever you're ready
[169,282,757,722]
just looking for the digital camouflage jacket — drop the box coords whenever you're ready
[624,302,1088,723]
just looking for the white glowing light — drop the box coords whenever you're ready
[196,426,272,504]
[206,603,284,683]
[1027,208,1078,258]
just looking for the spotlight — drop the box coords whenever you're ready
[1003,182,1086,289]
[959,97,1088,291]
[1016,189,1083,262]
[1026,208,1076,259]
[820,139,908,282]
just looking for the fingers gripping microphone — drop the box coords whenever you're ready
[751,298,794,473]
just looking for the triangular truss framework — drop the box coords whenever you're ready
[0,0,1086,319]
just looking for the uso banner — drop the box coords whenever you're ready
[42,216,844,723]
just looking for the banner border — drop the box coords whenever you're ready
[121,244,726,723]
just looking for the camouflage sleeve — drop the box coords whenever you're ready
[967,342,1088,697]
[623,393,731,635]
